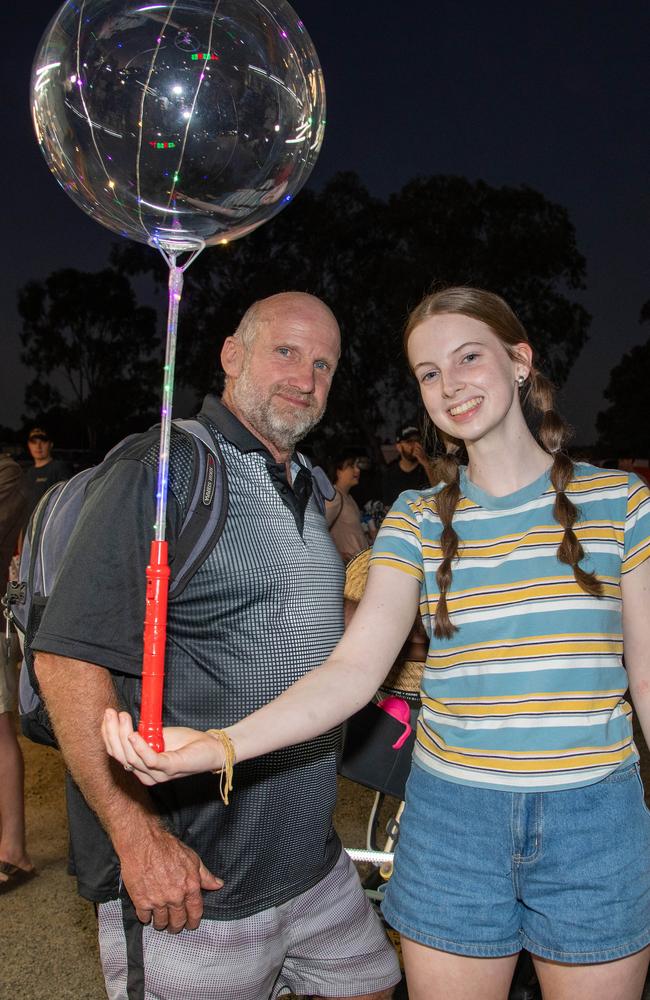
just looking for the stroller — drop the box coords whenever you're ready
[338,550,540,1000]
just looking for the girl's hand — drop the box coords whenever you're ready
[102,709,224,785]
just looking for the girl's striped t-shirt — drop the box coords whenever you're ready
[370,463,650,792]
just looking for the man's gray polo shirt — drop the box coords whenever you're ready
[34,394,346,918]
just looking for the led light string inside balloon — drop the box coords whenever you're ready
[165,1,222,212]
[134,1,222,234]
[74,0,131,230]
[135,4,177,240]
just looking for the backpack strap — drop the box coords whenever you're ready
[25,480,68,606]
[88,418,228,599]
[326,488,345,529]
[168,417,228,599]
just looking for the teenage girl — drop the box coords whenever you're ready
[104,287,650,1000]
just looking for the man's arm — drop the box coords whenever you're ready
[410,441,437,486]
[36,652,222,931]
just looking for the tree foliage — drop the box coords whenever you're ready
[597,301,650,457]
[18,268,160,449]
[109,170,590,450]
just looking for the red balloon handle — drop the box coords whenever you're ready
[138,540,170,752]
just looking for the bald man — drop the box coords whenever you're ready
[34,293,400,1000]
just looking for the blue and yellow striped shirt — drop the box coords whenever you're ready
[371,464,650,791]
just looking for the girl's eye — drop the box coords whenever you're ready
[421,370,438,383]
[462,352,479,363]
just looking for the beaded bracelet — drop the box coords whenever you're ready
[206,729,236,805]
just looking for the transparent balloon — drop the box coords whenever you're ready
[31,0,326,253]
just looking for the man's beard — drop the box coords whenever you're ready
[231,366,325,451]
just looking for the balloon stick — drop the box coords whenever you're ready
[138,243,203,751]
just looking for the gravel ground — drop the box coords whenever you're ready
[2,725,650,999]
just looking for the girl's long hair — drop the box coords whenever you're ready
[404,287,602,640]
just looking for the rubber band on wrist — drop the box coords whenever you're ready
[206,729,236,805]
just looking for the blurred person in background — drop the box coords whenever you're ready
[380,424,435,508]
[0,452,33,891]
[326,447,374,563]
[24,427,71,515]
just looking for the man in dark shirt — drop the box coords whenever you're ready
[33,293,399,1000]
[24,427,71,514]
[381,424,435,508]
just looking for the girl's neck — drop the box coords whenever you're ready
[465,434,552,497]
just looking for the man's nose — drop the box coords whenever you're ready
[287,361,315,393]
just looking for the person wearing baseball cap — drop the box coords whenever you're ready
[380,424,435,507]
[24,427,71,516]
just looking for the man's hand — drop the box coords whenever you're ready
[35,655,224,934]
[119,825,223,932]
[409,441,429,467]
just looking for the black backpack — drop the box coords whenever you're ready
[4,417,227,747]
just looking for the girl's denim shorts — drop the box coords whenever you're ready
[382,761,650,963]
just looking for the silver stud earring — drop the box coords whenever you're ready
[517,374,526,386]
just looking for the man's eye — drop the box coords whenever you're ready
[314,360,331,372]
[276,347,291,357]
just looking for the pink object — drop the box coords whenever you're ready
[377,697,412,750]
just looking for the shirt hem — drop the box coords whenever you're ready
[410,750,640,793]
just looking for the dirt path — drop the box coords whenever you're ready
[0,739,103,998]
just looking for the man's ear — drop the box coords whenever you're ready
[221,336,244,377]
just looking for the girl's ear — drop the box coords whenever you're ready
[512,342,533,381]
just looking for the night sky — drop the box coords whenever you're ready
[2,0,649,443]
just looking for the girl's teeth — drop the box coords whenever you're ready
[450,397,482,416]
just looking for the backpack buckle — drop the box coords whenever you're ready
[3,581,26,611]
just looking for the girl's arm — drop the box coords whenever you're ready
[622,557,650,745]
[102,565,421,782]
